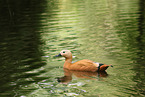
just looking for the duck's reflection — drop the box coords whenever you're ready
[57,69,108,84]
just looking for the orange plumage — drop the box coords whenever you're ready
[55,50,112,72]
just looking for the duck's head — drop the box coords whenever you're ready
[55,50,72,59]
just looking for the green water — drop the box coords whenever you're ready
[0,0,145,97]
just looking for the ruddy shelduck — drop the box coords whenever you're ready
[55,50,113,72]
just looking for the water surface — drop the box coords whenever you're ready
[0,0,145,97]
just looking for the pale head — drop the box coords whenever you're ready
[60,50,72,59]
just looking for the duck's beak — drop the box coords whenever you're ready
[54,53,62,57]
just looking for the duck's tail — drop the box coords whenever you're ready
[98,64,113,71]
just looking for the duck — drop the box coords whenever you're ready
[55,50,113,72]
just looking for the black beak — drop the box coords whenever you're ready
[54,53,62,57]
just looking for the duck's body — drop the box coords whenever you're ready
[55,50,112,72]
[64,59,100,72]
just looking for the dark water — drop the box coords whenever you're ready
[0,0,145,97]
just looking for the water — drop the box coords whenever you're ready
[0,0,145,97]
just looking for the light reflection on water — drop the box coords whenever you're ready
[0,0,145,97]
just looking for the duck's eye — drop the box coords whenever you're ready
[63,51,65,53]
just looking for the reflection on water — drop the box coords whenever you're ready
[0,0,145,96]
[0,0,48,96]
[57,69,108,84]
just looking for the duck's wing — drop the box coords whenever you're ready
[75,59,100,67]
[69,59,98,72]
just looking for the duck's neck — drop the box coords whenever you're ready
[65,57,72,64]
[64,57,72,68]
